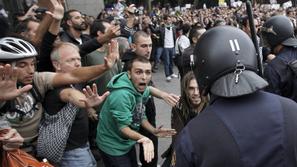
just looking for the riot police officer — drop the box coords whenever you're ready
[174,26,297,167]
[261,15,297,102]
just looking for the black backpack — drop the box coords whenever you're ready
[175,46,195,79]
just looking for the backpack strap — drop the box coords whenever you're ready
[30,82,42,104]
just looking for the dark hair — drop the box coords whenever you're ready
[62,9,80,31]
[179,71,208,120]
[181,24,191,35]
[126,56,150,71]
[213,19,226,27]
[241,16,249,27]
[14,18,39,34]
[163,14,169,21]
[0,15,10,38]
[132,30,150,44]
[90,19,109,38]
[188,26,205,44]
[240,15,258,28]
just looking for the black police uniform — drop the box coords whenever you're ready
[264,46,297,101]
[175,91,297,167]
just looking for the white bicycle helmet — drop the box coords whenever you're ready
[0,37,37,61]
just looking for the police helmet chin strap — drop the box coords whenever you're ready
[234,60,245,84]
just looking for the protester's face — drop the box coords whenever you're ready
[16,58,36,85]
[56,45,81,73]
[243,18,259,35]
[25,21,39,40]
[165,17,172,25]
[128,61,152,93]
[187,79,201,107]
[69,11,87,31]
[132,36,152,59]
[97,22,112,47]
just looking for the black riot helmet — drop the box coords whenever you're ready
[194,26,267,97]
[260,15,297,49]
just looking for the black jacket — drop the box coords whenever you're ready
[36,30,103,72]
[59,30,102,56]
[175,91,297,167]
[149,24,177,48]
[264,46,297,102]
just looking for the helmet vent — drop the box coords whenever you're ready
[8,42,26,52]
[19,40,31,51]
[1,44,18,53]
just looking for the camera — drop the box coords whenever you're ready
[33,7,47,14]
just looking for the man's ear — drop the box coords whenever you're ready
[52,61,61,71]
[127,70,131,79]
[131,43,136,51]
[192,37,198,44]
[67,19,72,27]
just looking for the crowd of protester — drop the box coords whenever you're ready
[0,0,297,166]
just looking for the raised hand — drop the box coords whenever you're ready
[19,4,38,21]
[137,137,154,163]
[80,83,110,108]
[97,25,121,44]
[0,64,32,101]
[46,0,64,20]
[162,93,180,107]
[104,39,119,69]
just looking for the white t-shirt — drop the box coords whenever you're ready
[164,27,175,48]
[175,35,190,54]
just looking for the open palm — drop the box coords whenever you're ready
[0,65,32,101]
[80,84,110,108]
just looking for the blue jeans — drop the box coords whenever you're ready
[58,143,97,167]
[163,47,175,77]
[99,147,138,167]
[154,47,164,64]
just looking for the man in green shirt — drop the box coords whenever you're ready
[97,56,176,167]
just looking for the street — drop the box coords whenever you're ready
[152,64,180,165]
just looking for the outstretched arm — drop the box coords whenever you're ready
[120,126,154,163]
[80,84,110,108]
[149,86,180,107]
[79,24,121,56]
[141,120,176,138]
[52,40,119,87]
[59,84,109,108]
[37,0,64,72]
